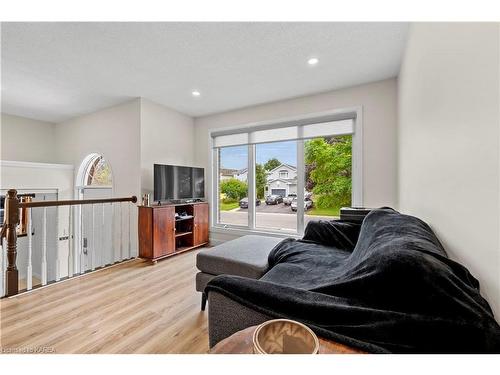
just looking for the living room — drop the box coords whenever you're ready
[1,0,499,373]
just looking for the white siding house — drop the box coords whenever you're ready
[234,168,248,182]
[219,168,238,181]
[265,163,297,197]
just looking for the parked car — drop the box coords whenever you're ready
[265,195,283,205]
[291,197,313,212]
[283,193,297,205]
[239,197,261,208]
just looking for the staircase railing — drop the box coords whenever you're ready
[0,189,137,297]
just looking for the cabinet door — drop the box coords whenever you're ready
[153,207,175,257]
[193,203,209,246]
[138,207,153,259]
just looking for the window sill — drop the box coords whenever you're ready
[210,225,301,239]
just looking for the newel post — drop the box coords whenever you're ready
[5,189,19,296]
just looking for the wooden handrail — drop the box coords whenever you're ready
[1,189,138,297]
[18,196,137,209]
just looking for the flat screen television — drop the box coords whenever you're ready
[154,164,205,202]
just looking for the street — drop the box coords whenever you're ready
[237,202,293,214]
[220,205,337,232]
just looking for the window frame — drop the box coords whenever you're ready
[209,106,363,237]
[279,170,289,179]
[84,155,113,187]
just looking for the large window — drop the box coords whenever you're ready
[217,145,248,226]
[255,141,297,232]
[211,112,360,235]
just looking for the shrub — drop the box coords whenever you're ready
[220,178,248,200]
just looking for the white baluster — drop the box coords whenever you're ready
[102,203,106,265]
[91,204,95,271]
[80,204,84,274]
[41,207,48,286]
[119,202,123,261]
[128,203,131,259]
[0,237,5,297]
[55,207,60,282]
[27,208,33,290]
[2,237,7,297]
[110,202,115,263]
[68,205,73,278]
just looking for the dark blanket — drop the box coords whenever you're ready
[206,208,500,353]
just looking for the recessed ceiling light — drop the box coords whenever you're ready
[307,57,319,66]
[192,90,201,97]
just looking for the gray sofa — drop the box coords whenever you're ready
[207,290,274,347]
[201,210,500,353]
[195,235,282,311]
[195,235,283,346]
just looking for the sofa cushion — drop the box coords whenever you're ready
[261,239,352,289]
[196,235,283,279]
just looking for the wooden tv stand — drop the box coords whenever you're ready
[138,202,209,263]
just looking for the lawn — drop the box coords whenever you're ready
[306,206,341,217]
[219,200,240,211]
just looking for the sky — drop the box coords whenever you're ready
[220,141,297,170]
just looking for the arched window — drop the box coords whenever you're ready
[79,153,113,187]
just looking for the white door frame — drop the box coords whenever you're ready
[73,153,114,274]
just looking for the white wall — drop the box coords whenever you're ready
[0,161,73,200]
[55,99,141,198]
[398,23,500,318]
[55,99,142,255]
[0,113,57,163]
[194,78,398,241]
[140,98,195,196]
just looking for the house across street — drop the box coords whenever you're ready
[264,163,297,197]
[224,162,299,197]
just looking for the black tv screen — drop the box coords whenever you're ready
[154,164,205,201]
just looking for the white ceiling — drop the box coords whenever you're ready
[1,22,408,123]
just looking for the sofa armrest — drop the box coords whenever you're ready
[208,291,272,347]
[207,276,334,348]
[302,219,361,250]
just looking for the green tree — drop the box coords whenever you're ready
[255,163,266,199]
[304,136,352,209]
[220,178,248,201]
[92,163,112,186]
[264,158,281,171]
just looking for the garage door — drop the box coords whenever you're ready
[271,189,286,197]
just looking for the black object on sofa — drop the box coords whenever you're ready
[205,208,500,353]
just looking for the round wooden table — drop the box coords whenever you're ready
[210,325,365,354]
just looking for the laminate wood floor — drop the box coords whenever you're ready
[18,276,41,291]
[0,249,209,354]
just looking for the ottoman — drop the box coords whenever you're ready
[196,235,283,310]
